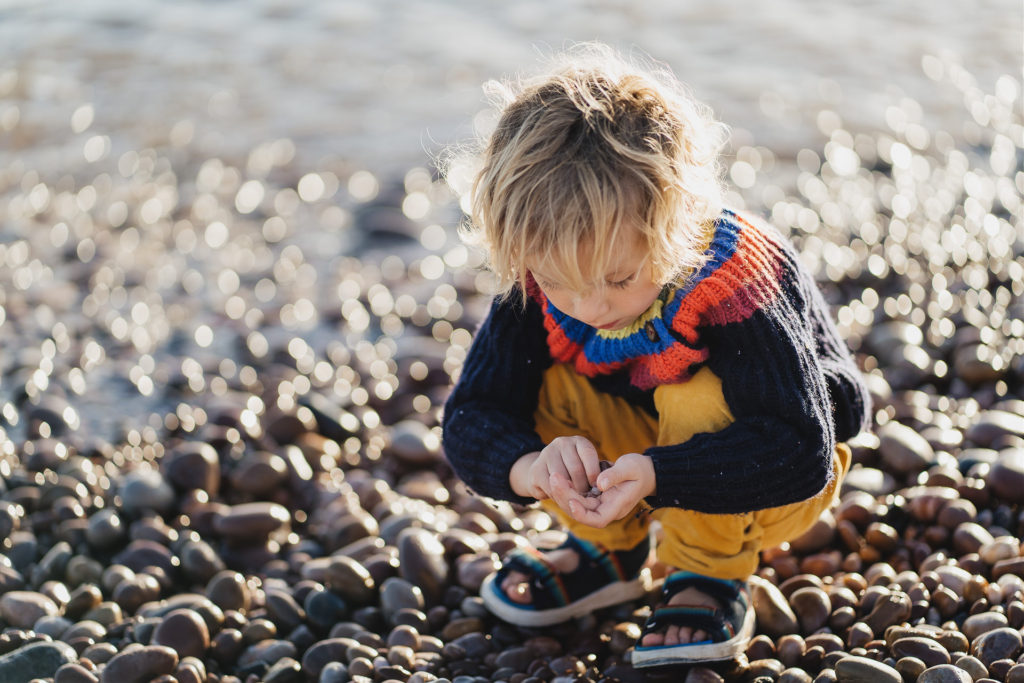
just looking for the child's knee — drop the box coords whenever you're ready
[754,444,852,548]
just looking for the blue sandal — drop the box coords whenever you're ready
[630,571,755,667]
[480,534,652,627]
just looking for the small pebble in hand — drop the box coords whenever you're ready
[587,460,613,497]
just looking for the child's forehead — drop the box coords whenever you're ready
[529,231,648,282]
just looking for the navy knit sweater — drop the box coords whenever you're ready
[442,210,871,514]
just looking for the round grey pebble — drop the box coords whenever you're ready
[0,641,77,683]
[916,664,972,683]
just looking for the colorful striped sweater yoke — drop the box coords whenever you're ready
[442,209,871,514]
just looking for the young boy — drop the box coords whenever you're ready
[441,44,870,667]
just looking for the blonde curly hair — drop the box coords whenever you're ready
[446,43,729,301]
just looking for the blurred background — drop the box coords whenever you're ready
[2,0,1020,175]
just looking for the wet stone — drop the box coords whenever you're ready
[264,588,306,632]
[214,502,291,541]
[379,577,423,620]
[966,411,1024,448]
[986,449,1024,504]
[237,639,297,669]
[440,617,483,641]
[389,419,441,465]
[54,662,101,683]
[151,608,210,659]
[0,591,59,629]
[970,627,1023,667]
[952,655,987,681]
[300,638,354,681]
[100,645,179,683]
[318,662,350,683]
[35,615,72,639]
[304,587,348,629]
[325,555,376,606]
[494,645,532,672]
[119,468,176,516]
[751,576,800,639]
[179,539,226,584]
[789,586,831,634]
[395,526,448,604]
[206,570,251,612]
[228,451,289,496]
[449,632,492,660]
[894,657,927,682]
[962,612,1008,641]
[916,664,972,683]
[164,442,221,495]
[834,655,902,682]
[85,510,126,549]
[877,421,937,475]
[891,637,951,668]
[840,467,897,496]
[0,641,77,683]
[113,540,175,575]
[263,656,302,683]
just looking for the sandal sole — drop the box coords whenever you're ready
[480,568,652,627]
[629,595,756,667]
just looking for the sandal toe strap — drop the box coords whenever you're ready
[642,605,736,643]
[496,547,571,607]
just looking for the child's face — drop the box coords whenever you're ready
[528,232,663,331]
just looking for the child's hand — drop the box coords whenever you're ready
[550,453,656,527]
[509,436,602,500]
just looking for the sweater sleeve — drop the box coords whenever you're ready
[643,243,862,514]
[441,292,552,505]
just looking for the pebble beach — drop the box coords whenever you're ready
[1,2,1023,682]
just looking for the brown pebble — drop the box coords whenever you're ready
[834,654,902,682]
[54,663,100,683]
[746,635,776,661]
[891,636,951,668]
[789,586,830,634]
[894,656,927,681]
[151,609,210,659]
[863,591,912,634]
[778,668,812,683]
[751,576,800,639]
[100,645,178,683]
[0,591,59,628]
[1006,663,1024,683]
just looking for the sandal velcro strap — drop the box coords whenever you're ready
[661,572,744,606]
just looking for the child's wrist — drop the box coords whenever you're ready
[510,451,541,497]
[640,454,657,498]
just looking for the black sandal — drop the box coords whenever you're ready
[631,571,754,667]
[480,533,652,627]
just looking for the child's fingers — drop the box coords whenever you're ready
[572,438,602,485]
[559,448,590,492]
[597,458,635,491]
[548,471,577,516]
